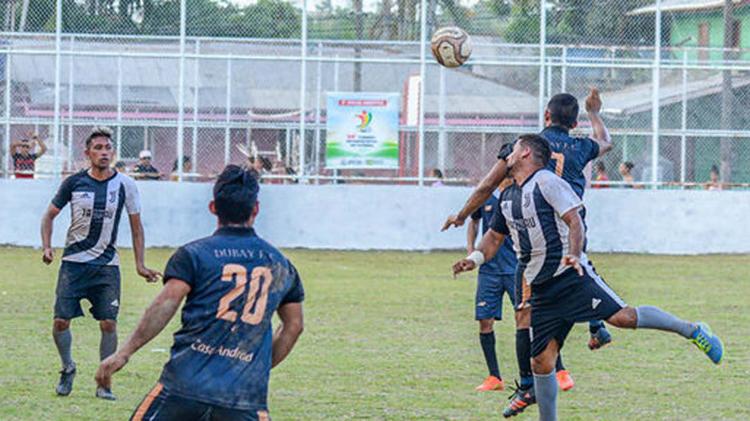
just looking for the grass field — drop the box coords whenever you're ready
[0,247,749,420]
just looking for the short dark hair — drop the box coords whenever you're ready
[594,161,606,172]
[86,126,113,149]
[517,134,551,167]
[547,93,579,128]
[623,161,634,171]
[710,164,720,174]
[213,165,259,225]
[432,168,443,178]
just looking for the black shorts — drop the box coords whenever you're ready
[529,259,626,358]
[514,270,532,311]
[54,261,121,321]
[132,383,270,421]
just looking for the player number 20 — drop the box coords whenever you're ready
[216,264,272,325]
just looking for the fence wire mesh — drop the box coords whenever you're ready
[1,0,750,188]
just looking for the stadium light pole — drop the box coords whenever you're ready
[298,0,308,181]
[177,0,187,182]
[53,0,62,179]
[417,0,427,186]
[650,0,661,189]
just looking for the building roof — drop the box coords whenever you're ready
[629,0,747,15]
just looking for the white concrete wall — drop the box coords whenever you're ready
[1,179,748,254]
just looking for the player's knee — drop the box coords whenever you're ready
[531,355,555,375]
[99,320,117,333]
[479,319,494,333]
[607,307,637,329]
[515,308,530,328]
[53,318,70,331]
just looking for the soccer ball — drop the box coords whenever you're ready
[430,26,472,68]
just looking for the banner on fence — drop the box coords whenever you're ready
[326,92,400,169]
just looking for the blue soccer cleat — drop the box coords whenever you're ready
[691,322,724,365]
[588,323,612,351]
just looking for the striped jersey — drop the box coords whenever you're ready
[51,170,141,266]
[490,169,582,285]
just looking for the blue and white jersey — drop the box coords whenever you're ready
[51,170,141,266]
[541,126,600,200]
[490,169,582,285]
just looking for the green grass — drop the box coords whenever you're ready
[1,248,748,420]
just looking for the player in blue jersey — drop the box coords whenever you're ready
[453,134,723,421]
[40,127,161,400]
[444,89,612,416]
[96,165,304,421]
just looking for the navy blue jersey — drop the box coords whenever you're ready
[158,226,304,412]
[540,126,600,199]
[471,195,517,276]
[51,170,141,266]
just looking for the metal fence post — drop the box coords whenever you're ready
[651,0,662,189]
[680,49,687,188]
[537,0,547,130]
[177,0,187,182]
[418,0,427,186]
[192,39,201,173]
[437,64,446,172]
[313,42,323,181]
[224,55,232,166]
[67,36,74,173]
[298,0,308,181]
[116,55,122,159]
[53,0,62,179]
[4,50,11,178]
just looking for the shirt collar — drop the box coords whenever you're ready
[214,226,257,237]
[542,125,570,135]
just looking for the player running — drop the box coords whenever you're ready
[96,165,305,421]
[40,127,161,400]
[453,135,723,421]
[446,89,612,416]
[467,184,573,393]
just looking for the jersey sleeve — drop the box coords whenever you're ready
[280,261,305,305]
[488,197,510,235]
[122,176,142,215]
[582,137,600,164]
[163,246,197,287]
[51,175,76,209]
[538,172,583,217]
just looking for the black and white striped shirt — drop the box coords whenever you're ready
[490,169,583,285]
[51,170,141,266]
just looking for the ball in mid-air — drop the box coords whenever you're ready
[430,26,472,68]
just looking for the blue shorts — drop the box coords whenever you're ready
[54,261,121,321]
[529,260,626,358]
[132,383,270,421]
[475,272,515,321]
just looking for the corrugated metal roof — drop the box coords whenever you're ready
[629,0,746,15]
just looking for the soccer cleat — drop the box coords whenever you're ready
[95,386,117,401]
[588,324,613,350]
[556,370,575,391]
[55,365,76,396]
[691,322,724,365]
[502,381,536,418]
[475,375,505,392]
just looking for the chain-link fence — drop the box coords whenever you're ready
[1,0,750,188]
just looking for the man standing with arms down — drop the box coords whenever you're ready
[96,165,305,421]
[453,135,723,421]
[40,127,161,400]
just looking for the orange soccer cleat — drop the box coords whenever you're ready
[556,370,575,392]
[475,375,505,392]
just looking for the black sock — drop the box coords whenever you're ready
[555,354,565,372]
[480,332,501,378]
[516,329,533,389]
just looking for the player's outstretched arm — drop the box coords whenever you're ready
[128,213,162,282]
[560,208,584,276]
[442,159,508,231]
[466,217,479,253]
[585,88,613,157]
[452,229,505,277]
[40,204,61,264]
[95,279,190,388]
[35,135,48,157]
[272,302,304,368]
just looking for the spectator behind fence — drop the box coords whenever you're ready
[431,168,445,187]
[114,161,127,173]
[592,161,609,188]
[170,156,194,181]
[706,165,724,191]
[619,161,636,188]
[11,132,47,179]
[133,150,161,180]
[247,156,273,179]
